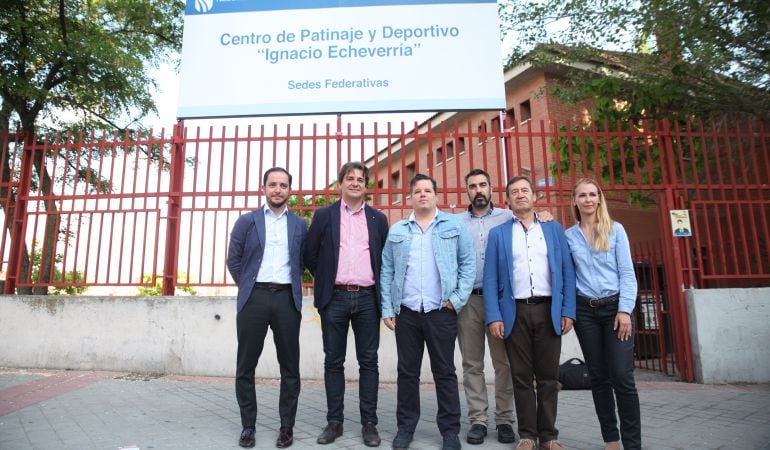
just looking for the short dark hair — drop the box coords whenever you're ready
[263,167,292,187]
[409,173,437,194]
[464,168,491,186]
[338,161,369,185]
[505,175,534,195]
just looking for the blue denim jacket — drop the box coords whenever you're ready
[380,210,475,318]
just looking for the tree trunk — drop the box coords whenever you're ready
[30,136,59,295]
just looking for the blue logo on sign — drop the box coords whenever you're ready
[194,0,214,13]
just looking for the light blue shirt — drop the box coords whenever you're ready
[255,204,292,284]
[456,205,512,289]
[565,221,638,314]
[402,213,443,313]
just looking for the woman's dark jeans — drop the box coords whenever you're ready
[574,302,642,449]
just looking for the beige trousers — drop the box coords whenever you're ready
[457,294,515,426]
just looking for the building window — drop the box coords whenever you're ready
[457,137,466,155]
[520,100,532,123]
[505,107,516,129]
[435,146,444,165]
[491,116,501,132]
[446,141,455,160]
[405,163,415,183]
[391,170,401,204]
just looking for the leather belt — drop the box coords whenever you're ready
[515,296,551,305]
[254,282,291,292]
[577,293,620,308]
[471,288,484,296]
[334,284,375,292]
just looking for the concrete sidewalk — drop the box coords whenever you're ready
[1,368,769,450]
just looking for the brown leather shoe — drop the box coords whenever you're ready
[362,422,381,447]
[539,439,565,450]
[276,427,293,448]
[317,422,343,444]
[239,427,256,448]
[516,438,537,450]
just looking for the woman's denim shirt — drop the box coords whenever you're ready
[380,210,475,319]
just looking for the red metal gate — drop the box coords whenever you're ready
[2,118,768,381]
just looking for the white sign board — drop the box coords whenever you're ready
[177,0,505,118]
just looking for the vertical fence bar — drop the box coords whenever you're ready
[162,120,186,295]
[3,131,35,294]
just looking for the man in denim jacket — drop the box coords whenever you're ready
[380,174,475,450]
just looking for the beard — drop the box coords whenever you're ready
[471,193,491,209]
[267,196,287,209]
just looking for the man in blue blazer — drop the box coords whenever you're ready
[227,167,307,449]
[483,176,576,450]
[304,162,389,447]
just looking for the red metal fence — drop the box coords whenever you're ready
[1,117,768,379]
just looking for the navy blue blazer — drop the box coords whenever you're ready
[227,207,307,313]
[304,201,389,312]
[483,219,576,339]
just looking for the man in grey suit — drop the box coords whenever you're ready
[227,167,307,449]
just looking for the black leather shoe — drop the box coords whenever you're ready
[362,422,381,447]
[392,429,413,450]
[496,424,517,444]
[442,433,462,450]
[276,427,293,448]
[239,427,256,448]
[466,424,487,444]
[317,422,343,444]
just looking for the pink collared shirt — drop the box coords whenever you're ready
[335,200,375,286]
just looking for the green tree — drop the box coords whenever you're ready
[29,241,88,296]
[137,273,197,296]
[0,0,184,293]
[500,0,770,120]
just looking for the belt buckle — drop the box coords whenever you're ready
[588,298,601,307]
[525,297,536,305]
[347,284,360,292]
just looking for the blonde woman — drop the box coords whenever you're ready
[565,179,640,450]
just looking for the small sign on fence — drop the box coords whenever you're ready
[670,210,692,237]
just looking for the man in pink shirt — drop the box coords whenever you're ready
[305,162,390,447]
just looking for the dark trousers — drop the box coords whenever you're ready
[235,285,301,428]
[395,307,461,436]
[505,301,561,442]
[320,288,380,425]
[574,302,642,450]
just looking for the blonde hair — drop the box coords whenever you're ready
[572,178,613,252]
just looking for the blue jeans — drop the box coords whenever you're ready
[574,302,641,450]
[320,288,380,425]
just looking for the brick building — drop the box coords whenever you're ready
[366,53,662,244]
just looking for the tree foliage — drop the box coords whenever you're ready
[0,0,183,293]
[137,273,197,296]
[0,0,184,131]
[500,0,770,120]
[30,241,88,295]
